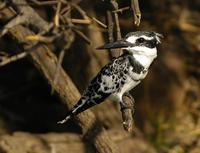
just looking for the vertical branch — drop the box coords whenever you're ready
[131,0,141,26]
[114,13,121,41]
[106,0,122,57]
[106,10,117,57]
[120,95,134,132]
[105,0,135,132]
[112,0,122,56]
[113,11,122,56]
[106,11,114,44]
[54,0,62,27]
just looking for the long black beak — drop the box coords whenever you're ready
[96,40,134,50]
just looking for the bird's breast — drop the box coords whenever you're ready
[120,76,140,94]
[110,76,140,102]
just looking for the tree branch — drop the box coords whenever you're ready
[0,1,119,153]
[131,0,141,26]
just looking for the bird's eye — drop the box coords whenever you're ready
[137,38,145,43]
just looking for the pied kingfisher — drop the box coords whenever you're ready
[58,31,163,124]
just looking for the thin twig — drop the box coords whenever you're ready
[131,0,141,26]
[71,16,107,30]
[60,0,82,15]
[71,18,91,24]
[52,10,74,94]
[91,17,107,29]
[30,0,58,5]
[30,0,67,6]
[53,30,75,89]
[0,51,28,67]
[106,1,121,58]
[25,34,57,43]
[73,28,91,44]
[61,8,92,45]
[106,11,114,45]
[113,11,122,56]
[60,4,70,15]
[70,2,88,20]
[54,0,62,27]
[61,1,106,29]
[112,6,130,13]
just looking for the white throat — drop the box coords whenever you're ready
[133,54,155,68]
[130,46,157,68]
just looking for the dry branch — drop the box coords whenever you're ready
[0,51,28,67]
[0,0,52,37]
[0,130,156,153]
[131,0,141,26]
[0,1,119,153]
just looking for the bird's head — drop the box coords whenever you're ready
[97,31,163,57]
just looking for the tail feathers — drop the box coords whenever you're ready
[57,105,78,124]
[57,95,106,124]
[57,113,72,124]
[57,98,88,124]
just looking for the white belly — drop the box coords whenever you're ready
[110,77,140,102]
[120,77,139,95]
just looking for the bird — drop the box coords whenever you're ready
[58,31,163,124]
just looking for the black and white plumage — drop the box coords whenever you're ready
[58,31,163,124]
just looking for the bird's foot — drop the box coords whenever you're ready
[123,92,135,103]
[120,92,135,110]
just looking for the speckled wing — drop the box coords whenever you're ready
[68,55,130,116]
[58,54,143,123]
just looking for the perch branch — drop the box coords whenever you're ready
[121,94,135,132]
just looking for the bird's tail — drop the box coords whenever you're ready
[57,113,72,124]
[57,98,97,124]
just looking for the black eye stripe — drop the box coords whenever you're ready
[137,38,145,43]
[136,39,157,48]
[144,40,157,48]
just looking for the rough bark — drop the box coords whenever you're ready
[0,130,156,153]
[0,2,119,153]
